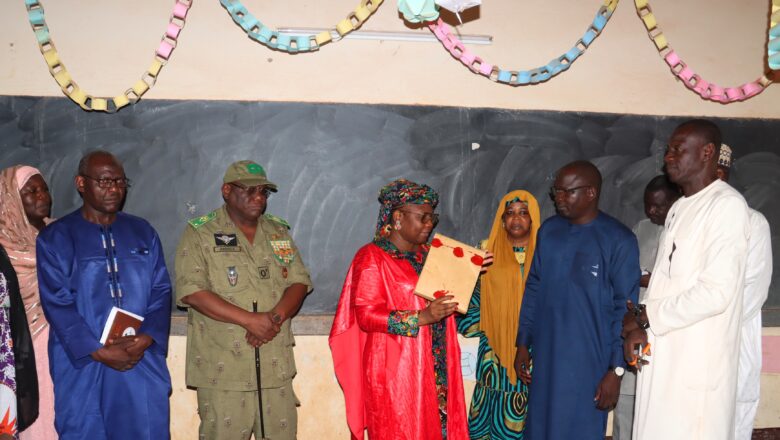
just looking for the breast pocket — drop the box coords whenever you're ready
[570,252,601,285]
[209,254,251,299]
[668,237,697,284]
[569,252,609,306]
[120,255,153,305]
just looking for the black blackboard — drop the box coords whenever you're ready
[1,96,778,324]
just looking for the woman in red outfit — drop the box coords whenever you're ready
[330,179,468,440]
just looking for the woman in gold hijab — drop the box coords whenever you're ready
[457,190,540,439]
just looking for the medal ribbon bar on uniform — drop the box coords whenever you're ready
[426,0,619,85]
[24,0,192,113]
[634,0,773,103]
[218,0,383,53]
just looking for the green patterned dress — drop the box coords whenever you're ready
[457,247,529,439]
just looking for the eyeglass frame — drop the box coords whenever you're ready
[80,174,132,189]
[228,182,272,198]
[548,185,591,199]
[397,209,439,225]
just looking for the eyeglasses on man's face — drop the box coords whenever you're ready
[398,210,439,225]
[229,182,272,198]
[81,174,132,189]
[549,185,590,199]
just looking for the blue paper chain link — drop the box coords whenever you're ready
[219,0,382,53]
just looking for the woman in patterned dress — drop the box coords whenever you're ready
[0,241,38,439]
[457,190,540,439]
[0,166,52,439]
[330,179,469,440]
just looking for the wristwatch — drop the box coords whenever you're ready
[612,366,625,377]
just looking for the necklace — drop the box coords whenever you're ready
[513,246,526,265]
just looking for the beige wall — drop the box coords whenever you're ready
[167,332,780,439]
[1,0,779,118]
[3,1,779,437]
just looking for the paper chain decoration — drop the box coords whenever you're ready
[23,0,777,112]
[771,0,780,70]
[635,0,773,103]
[219,0,383,53]
[427,0,619,85]
[24,0,191,112]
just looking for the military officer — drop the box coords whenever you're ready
[175,160,312,440]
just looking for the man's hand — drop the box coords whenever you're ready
[92,338,142,371]
[514,345,532,385]
[244,312,281,346]
[419,295,458,326]
[622,308,639,338]
[640,272,651,288]
[123,334,154,358]
[621,300,648,338]
[623,327,650,371]
[594,370,621,410]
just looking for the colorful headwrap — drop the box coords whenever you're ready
[718,143,733,168]
[374,179,439,240]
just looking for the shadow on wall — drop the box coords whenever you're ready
[0,97,778,319]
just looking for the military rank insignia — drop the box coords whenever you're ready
[269,240,295,265]
[214,233,240,252]
[258,266,270,279]
[227,266,238,287]
[188,210,217,229]
[214,233,237,246]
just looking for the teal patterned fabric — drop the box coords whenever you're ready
[457,279,530,439]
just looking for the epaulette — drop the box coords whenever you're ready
[264,213,290,229]
[187,211,217,229]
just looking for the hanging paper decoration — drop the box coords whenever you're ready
[24,0,192,112]
[635,0,773,103]
[428,0,618,85]
[398,0,440,24]
[219,0,383,53]
[435,0,480,24]
[771,0,779,70]
[435,0,480,14]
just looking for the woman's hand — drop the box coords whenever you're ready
[419,295,458,326]
[514,345,532,384]
[480,251,494,274]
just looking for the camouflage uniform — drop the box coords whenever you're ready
[175,161,312,440]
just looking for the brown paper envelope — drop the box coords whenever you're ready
[415,233,486,314]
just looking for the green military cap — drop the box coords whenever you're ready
[223,160,278,191]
